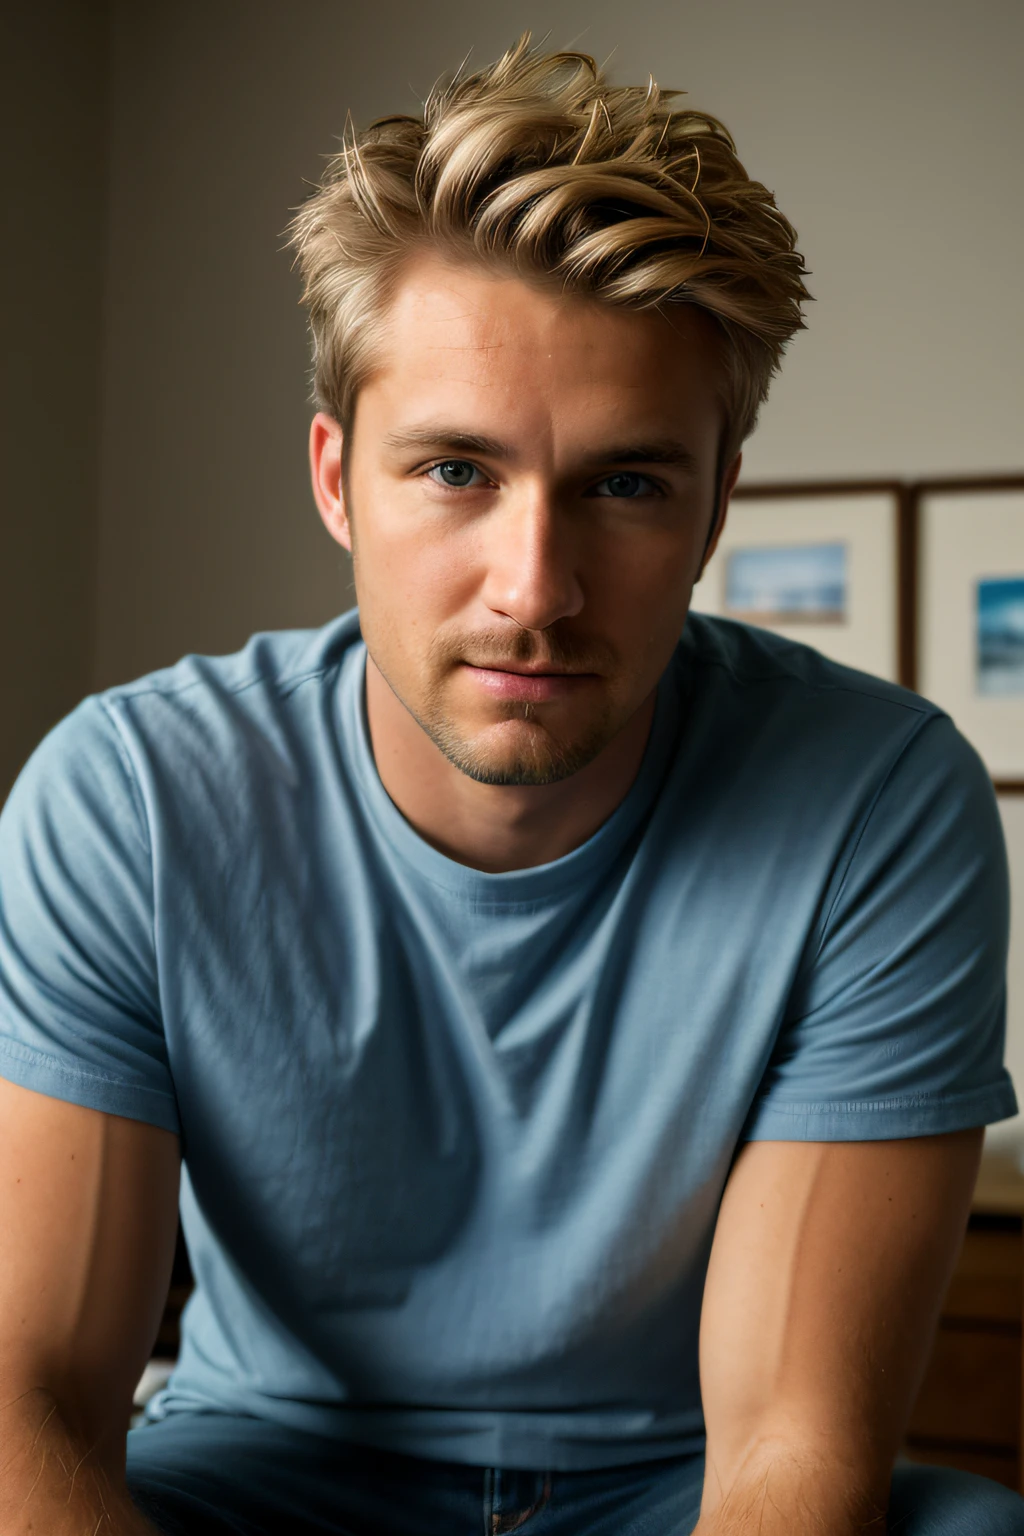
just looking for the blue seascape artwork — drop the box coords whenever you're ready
[977,577,1024,696]
[724,542,847,623]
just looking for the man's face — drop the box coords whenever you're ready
[328,253,735,786]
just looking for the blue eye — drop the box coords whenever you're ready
[423,462,662,497]
[594,472,659,498]
[427,460,484,489]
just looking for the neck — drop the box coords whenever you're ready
[364,657,657,873]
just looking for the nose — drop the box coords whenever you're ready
[479,485,584,632]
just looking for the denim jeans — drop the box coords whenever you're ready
[126,1412,1024,1535]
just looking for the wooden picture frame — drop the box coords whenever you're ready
[910,476,1024,794]
[690,479,914,686]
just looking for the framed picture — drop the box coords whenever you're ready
[914,477,1024,791]
[990,792,1024,1152]
[689,480,912,685]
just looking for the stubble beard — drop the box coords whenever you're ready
[388,624,626,787]
[420,694,621,786]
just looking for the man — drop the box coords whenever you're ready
[1,32,1022,1536]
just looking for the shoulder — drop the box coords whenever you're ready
[671,612,993,847]
[5,610,365,841]
[101,608,362,718]
[88,609,364,770]
[678,610,938,726]
[676,611,953,772]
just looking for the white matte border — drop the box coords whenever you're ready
[689,493,900,682]
[918,490,1024,779]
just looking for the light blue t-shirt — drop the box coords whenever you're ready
[0,609,1015,1470]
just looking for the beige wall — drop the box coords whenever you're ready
[0,1,107,799]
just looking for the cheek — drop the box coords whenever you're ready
[582,524,703,621]
[354,517,480,653]
[578,532,704,692]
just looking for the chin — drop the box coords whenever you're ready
[427,713,616,788]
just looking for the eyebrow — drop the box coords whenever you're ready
[381,427,701,475]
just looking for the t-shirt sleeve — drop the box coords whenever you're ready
[0,697,180,1134]
[743,711,1018,1141]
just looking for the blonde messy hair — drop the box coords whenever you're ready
[287,33,810,463]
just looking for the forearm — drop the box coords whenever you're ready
[693,1441,887,1535]
[1,1390,159,1536]
[693,1499,883,1536]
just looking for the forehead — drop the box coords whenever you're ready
[363,251,725,432]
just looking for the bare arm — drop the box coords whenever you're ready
[694,1128,983,1535]
[0,1076,181,1535]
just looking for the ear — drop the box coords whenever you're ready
[309,412,351,552]
[697,451,742,580]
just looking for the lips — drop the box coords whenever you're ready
[461,662,596,703]
[471,663,583,677]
